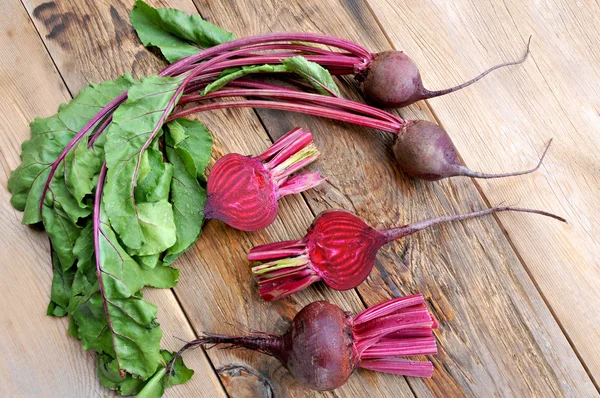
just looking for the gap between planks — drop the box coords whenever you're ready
[358,0,599,392]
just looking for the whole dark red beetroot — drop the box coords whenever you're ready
[168,295,438,391]
[204,127,325,231]
[394,120,552,181]
[360,37,531,108]
[250,206,565,301]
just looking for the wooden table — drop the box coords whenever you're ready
[1,0,598,396]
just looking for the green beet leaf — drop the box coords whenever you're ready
[131,0,235,63]
[42,203,82,271]
[166,119,213,181]
[104,75,183,254]
[136,254,161,269]
[202,64,289,95]
[97,353,145,396]
[65,140,103,207]
[70,207,179,379]
[135,148,174,203]
[162,120,211,265]
[67,223,96,339]
[47,249,76,317]
[282,55,342,96]
[7,74,135,224]
[136,351,194,398]
[98,350,193,397]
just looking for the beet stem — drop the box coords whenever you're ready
[381,205,566,243]
[421,36,532,100]
[92,163,123,375]
[170,100,402,133]
[181,88,403,125]
[458,138,552,179]
[166,334,280,379]
[162,32,372,77]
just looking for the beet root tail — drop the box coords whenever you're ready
[381,204,566,242]
[167,333,281,380]
[458,138,552,179]
[420,35,532,101]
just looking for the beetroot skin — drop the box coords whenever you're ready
[204,127,325,231]
[394,120,552,181]
[361,51,425,108]
[250,207,565,301]
[169,295,438,391]
[360,38,531,108]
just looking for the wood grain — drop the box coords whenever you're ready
[364,0,600,387]
[0,1,225,396]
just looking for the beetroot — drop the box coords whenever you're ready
[204,127,325,231]
[168,295,438,391]
[359,38,531,108]
[250,206,565,301]
[395,120,552,181]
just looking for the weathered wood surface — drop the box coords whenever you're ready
[0,0,596,396]
[364,0,600,387]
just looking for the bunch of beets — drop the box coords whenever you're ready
[7,1,565,395]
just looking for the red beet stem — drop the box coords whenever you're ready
[353,294,426,324]
[92,163,124,375]
[351,294,438,378]
[181,87,404,125]
[162,32,372,76]
[457,139,552,179]
[170,100,401,133]
[420,36,531,100]
[278,172,325,197]
[252,251,322,301]
[167,333,282,376]
[200,53,361,74]
[359,358,434,378]
[381,205,566,243]
[248,239,307,260]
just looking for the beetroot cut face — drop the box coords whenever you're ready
[167,295,438,391]
[249,210,387,301]
[204,127,325,231]
[250,206,565,301]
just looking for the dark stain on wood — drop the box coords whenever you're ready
[32,2,75,50]
[341,0,368,25]
[109,5,133,46]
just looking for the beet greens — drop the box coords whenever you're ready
[131,0,530,109]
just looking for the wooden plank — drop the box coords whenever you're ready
[0,1,225,397]
[363,0,600,388]
[19,0,416,396]
[189,0,597,396]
